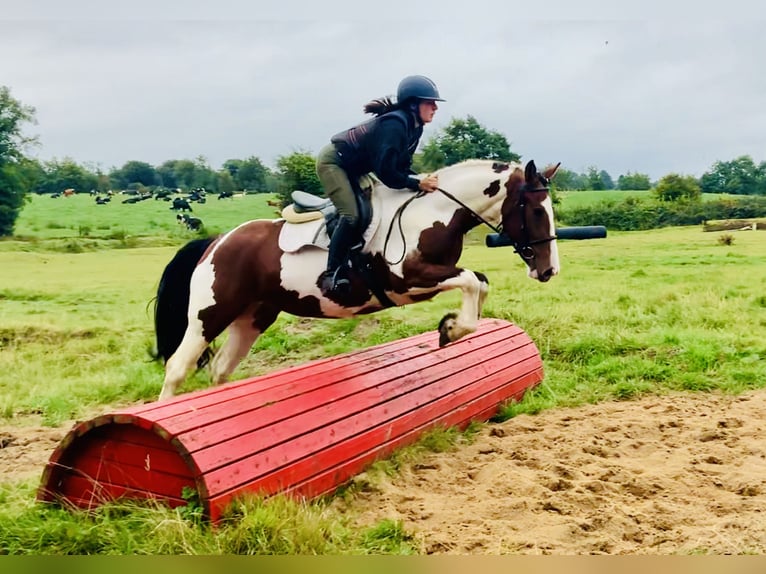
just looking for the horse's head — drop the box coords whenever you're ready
[501,160,561,282]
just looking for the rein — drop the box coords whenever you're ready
[382,186,504,265]
[436,187,502,234]
[381,176,557,265]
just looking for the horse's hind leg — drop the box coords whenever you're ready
[209,305,280,386]
[159,327,211,401]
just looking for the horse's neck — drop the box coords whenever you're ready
[366,163,507,250]
[434,162,510,222]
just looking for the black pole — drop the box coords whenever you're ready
[486,226,607,248]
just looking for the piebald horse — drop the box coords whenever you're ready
[154,159,560,400]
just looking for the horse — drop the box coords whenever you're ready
[153,159,561,400]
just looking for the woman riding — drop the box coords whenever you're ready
[316,74,444,295]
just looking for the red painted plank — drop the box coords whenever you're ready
[174,329,533,454]
[124,328,442,419]
[199,353,541,497]
[67,435,191,477]
[126,319,516,425]
[52,454,195,500]
[52,474,188,510]
[185,339,538,471]
[205,368,542,519]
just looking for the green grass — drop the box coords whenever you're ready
[556,189,652,209]
[556,189,735,210]
[1,193,765,553]
[6,192,281,251]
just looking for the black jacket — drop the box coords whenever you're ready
[331,109,423,190]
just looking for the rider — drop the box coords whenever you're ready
[316,74,444,295]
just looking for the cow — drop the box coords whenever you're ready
[176,213,203,231]
[170,198,193,212]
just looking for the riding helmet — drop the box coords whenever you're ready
[396,75,445,104]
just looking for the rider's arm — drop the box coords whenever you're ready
[369,119,421,191]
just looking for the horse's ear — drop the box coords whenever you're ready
[524,160,538,181]
[543,162,562,180]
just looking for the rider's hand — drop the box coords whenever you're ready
[418,174,439,193]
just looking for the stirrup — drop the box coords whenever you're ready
[321,267,351,295]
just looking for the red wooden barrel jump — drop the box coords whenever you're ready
[38,318,543,521]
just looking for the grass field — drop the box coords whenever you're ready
[2,191,765,553]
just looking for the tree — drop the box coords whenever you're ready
[34,158,99,195]
[700,155,765,195]
[0,86,37,236]
[275,151,321,205]
[599,170,615,190]
[118,160,158,187]
[216,170,236,195]
[586,166,605,190]
[236,156,270,192]
[617,171,652,190]
[156,160,180,189]
[653,173,701,202]
[418,115,520,171]
[550,168,588,190]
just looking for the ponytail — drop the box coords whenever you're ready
[362,95,399,116]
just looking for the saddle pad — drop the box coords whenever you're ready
[277,181,384,253]
[281,204,323,223]
[279,218,329,253]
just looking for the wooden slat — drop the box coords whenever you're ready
[205,368,542,520]
[50,474,188,510]
[53,454,195,500]
[200,353,541,497]
[175,328,532,454]
[186,339,537,470]
[125,319,515,426]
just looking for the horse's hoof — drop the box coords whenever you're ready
[438,313,458,347]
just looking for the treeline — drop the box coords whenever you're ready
[559,195,766,231]
[18,155,281,196]
[552,155,766,195]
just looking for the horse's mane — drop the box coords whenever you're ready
[435,159,522,175]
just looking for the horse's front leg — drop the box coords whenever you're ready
[434,269,489,346]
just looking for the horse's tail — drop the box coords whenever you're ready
[152,236,218,367]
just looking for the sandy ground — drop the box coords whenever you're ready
[337,390,766,555]
[2,390,765,554]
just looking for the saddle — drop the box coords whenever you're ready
[279,174,376,251]
[277,176,396,307]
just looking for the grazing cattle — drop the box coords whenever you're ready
[63,188,75,197]
[171,198,193,212]
[217,190,234,200]
[95,196,111,205]
[177,213,203,231]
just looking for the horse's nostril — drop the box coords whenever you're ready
[540,268,553,282]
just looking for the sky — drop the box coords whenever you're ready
[2,1,765,181]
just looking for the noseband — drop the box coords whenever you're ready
[510,174,558,262]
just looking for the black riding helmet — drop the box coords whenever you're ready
[397,75,445,105]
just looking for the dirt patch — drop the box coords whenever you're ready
[0,423,68,484]
[3,391,766,554]
[337,390,766,554]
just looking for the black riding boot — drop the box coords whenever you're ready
[320,216,358,295]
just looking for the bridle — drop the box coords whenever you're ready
[383,172,556,265]
[438,173,557,263]
[508,174,558,262]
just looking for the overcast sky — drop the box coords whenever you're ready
[2,2,765,180]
